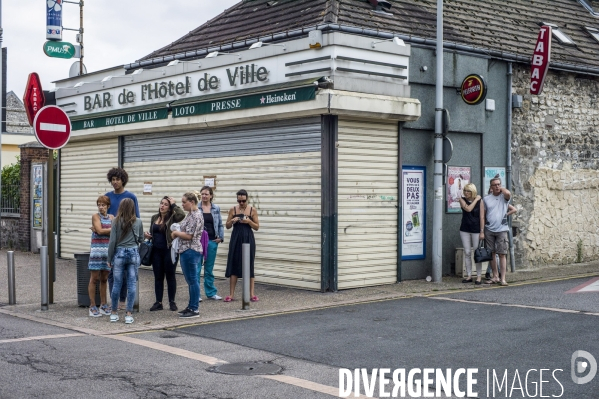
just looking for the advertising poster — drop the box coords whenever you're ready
[484,166,506,195]
[32,164,43,229]
[446,166,471,213]
[402,166,425,260]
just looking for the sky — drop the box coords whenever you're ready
[4,0,239,98]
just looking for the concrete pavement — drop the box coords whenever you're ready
[0,249,597,334]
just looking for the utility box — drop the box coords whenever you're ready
[75,252,101,307]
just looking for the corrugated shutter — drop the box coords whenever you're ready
[123,118,321,163]
[337,118,398,289]
[123,118,322,290]
[60,138,118,258]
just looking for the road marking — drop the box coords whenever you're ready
[40,122,67,132]
[0,333,84,344]
[565,277,599,293]
[108,334,368,398]
[430,296,595,315]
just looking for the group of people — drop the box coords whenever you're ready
[458,176,516,286]
[86,167,260,324]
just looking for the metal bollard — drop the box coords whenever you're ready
[41,246,49,311]
[242,243,250,310]
[7,251,16,305]
[134,275,139,313]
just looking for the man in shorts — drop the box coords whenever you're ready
[481,176,511,286]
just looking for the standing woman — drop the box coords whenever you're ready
[224,189,260,302]
[171,192,204,318]
[459,183,485,285]
[107,198,144,324]
[198,186,225,300]
[87,195,113,317]
[144,196,185,312]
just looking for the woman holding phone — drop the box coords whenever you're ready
[224,189,260,302]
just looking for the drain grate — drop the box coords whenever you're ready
[213,362,282,376]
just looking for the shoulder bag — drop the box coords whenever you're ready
[474,240,493,263]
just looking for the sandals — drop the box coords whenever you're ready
[485,279,500,285]
[89,306,101,317]
[500,281,509,286]
[224,296,234,302]
[250,296,259,302]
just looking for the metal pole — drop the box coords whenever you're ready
[79,1,83,76]
[7,251,15,304]
[242,243,250,310]
[432,0,444,282]
[506,62,516,273]
[48,154,55,303]
[41,246,49,310]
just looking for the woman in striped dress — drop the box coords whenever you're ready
[88,195,113,317]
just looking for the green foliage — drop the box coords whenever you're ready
[1,159,20,211]
[577,239,583,263]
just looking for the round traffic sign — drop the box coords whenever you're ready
[33,105,72,150]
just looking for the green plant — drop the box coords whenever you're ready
[576,239,583,263]
[1,160,20,211]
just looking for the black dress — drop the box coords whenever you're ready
[225,206,256,278]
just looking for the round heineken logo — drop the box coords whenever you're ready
[460,74,487,105]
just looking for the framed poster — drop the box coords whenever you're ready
[446,166,471,213]
[402,166,426,260]
[484,167,506,196]
[32,164,43,229]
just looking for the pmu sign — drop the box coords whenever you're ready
[530,26,552,95]
[23,73,45,125]
[33,106,72,150]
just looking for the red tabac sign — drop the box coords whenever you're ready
[33,105,72,150]
[460,74,487,105]
[23,73,45,126]
[530,26,552,95]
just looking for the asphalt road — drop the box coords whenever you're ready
[0,276,597,398]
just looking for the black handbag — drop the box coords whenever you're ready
[139,240,153,266]
[474,241,493,263]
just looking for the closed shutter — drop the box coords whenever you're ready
[60,138,118,258]
[123,118,322,290]
[337,118,398,289]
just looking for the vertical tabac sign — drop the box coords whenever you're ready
[530,26,552,95]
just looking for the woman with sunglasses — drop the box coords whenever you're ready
[224,189,260,302]
[459,183,484,285]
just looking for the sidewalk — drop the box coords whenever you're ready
[0,250,597,334]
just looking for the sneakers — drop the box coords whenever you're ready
[179,309,200,318]
[110,314,119,322]
[150,302,163,311]
[125,314,134,324]
[169,301,178,311]
[208,294,222,300]
[89,306,101,317]
[99,304,111,315]
[177,307,190,315]
[199,297,203,302]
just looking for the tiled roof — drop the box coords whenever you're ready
[140,0,599,71]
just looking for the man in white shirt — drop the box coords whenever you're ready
[480,177,511,286]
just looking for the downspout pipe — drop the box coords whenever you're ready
[506,62,516,273]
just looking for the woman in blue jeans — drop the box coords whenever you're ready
[107,198,143,324]
[171,192,204,318]
[198,186,224,301]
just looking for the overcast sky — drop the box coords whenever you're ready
[4,0,239,98]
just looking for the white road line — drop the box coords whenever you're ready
[430,296,594,315]
[0,333,84,344]
[40,122,67,132]
[109,334,367,398]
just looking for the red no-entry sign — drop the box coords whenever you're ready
[33,105,72,150]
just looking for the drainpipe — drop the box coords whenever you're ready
[506,62,516,273]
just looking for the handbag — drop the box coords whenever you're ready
[139,240,153,266]
[474,241,493,263]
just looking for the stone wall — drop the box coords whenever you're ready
[511,64,599,267]
[1,215,21,249]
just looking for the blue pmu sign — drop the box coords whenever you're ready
[46,0,63,41]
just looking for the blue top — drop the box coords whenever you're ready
[105,190,140,217]
[207,203,225,242]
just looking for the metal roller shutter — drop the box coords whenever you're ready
[123,118,322,290]
[60,138,118,258]
[337,118,398,289]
